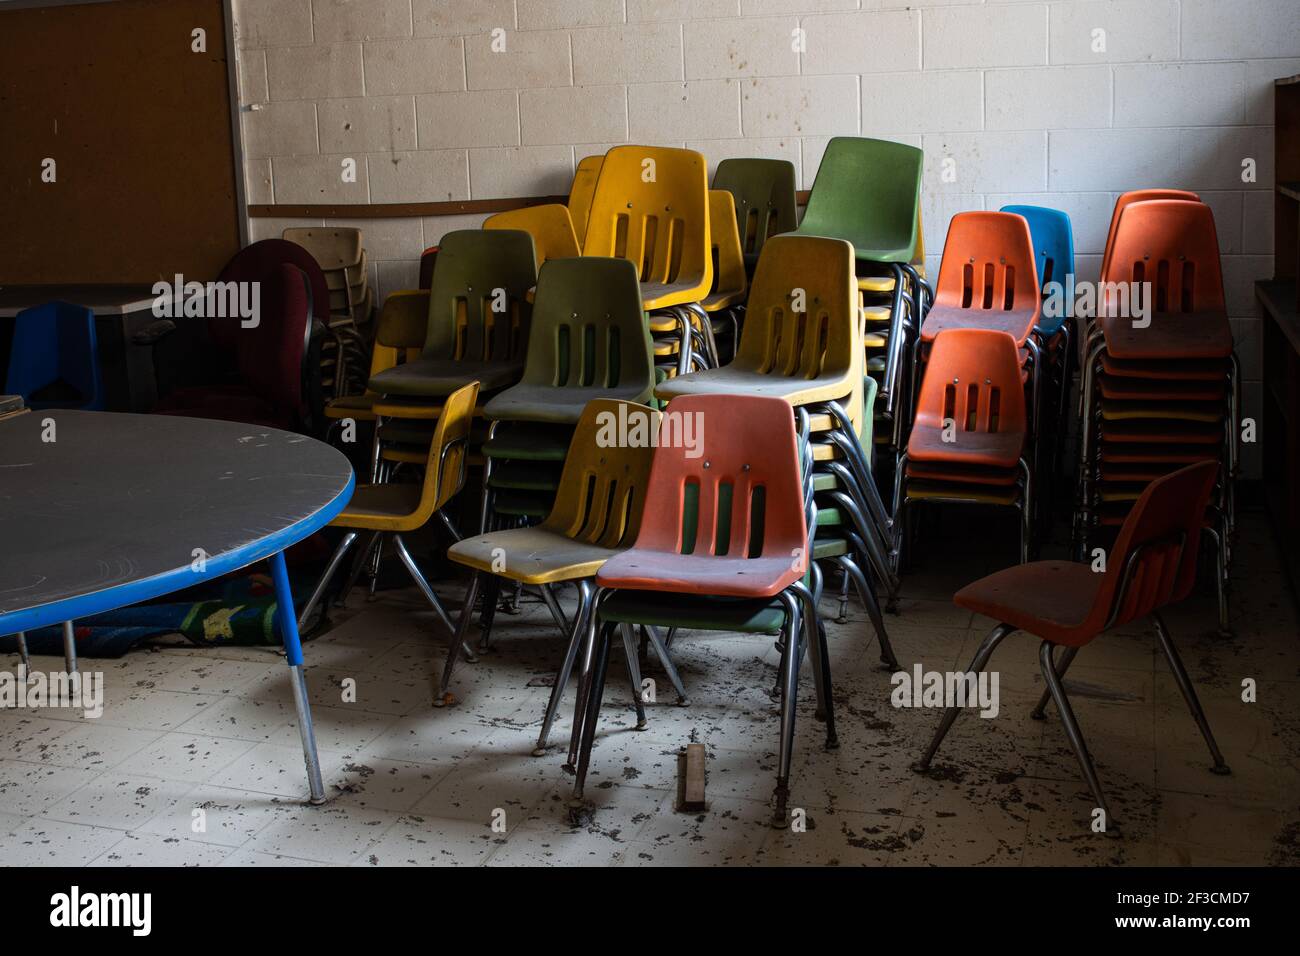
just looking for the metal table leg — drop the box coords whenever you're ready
[269,550,327,806]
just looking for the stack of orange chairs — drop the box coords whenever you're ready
[893,328,1034,569]
[1074,191,1237,634]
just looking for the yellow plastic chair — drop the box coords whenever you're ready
[568,155,604,247]
[485,204,580,267]
[703,189,748,364]
[323,290,427,432]
[438,399,677,735]
[296,381,479,638]
[583,145,714,375]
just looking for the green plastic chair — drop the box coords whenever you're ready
[368,230,537,399]
[479,256,659,536]
[712,158,798,273]
[795,137,922,264]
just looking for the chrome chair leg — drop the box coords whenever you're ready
[336,530,380,607]
[297,531,359,631]
[772,589,804,827]
[839,551,897,669]
[1040,639,1113,830]
[1153,612,1230,774]
[391,534,454,632]
[913,623,1015,771]
[641,622,688,704]
[1030,645,1078,720]
[534,580,593,756]
[436,571,482,703]
[619,623,648,731]
[570,620,614,804]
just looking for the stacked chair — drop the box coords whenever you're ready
[914,461,1230,830]
[1074,195,1236,634]
[477,257,657,533]
[484,204,579,265]
[439,398,681,760]
[999,204,1076,489]
[568,393,833,827]
[712,157,798,278]
[894,329,1034,568]
[283,227,373,400]
[656,233,899,656]
[4,302,104,410]
[794,137,928,462]
[701,189,748,364]
[568,154,603,246]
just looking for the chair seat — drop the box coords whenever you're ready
[1100,420,1223,444]
[908,427,1024,470]
[857,276,897,294]
[370,357,522,397]
[1100,400,1224,424]
[323,393,378,419]
[448,526,617,584]
[1098,353,1229,381]
[1101,311,1232,361]
[483,423,573,460]
[1099,377,1225,402]
[597,549,803,599]
[641,279,710,311]
[599,589,786,633]
[484,384,653,425]
[955,561,1104,647]
[906,460,1020,486]
[333,483,424,531]
[703,289,745,312]
[921,305,1037,347]
[654,365,854,408]
[903,480,1021,506]
[1099,442,1219,464]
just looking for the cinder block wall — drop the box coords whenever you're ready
[234,0,1300,478]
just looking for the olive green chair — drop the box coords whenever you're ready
[712,157,798,275]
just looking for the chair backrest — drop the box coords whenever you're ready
[629,394,807,563]
[1100,200,1225,316]
[712,157,798,263]
[799,137,923,263]
[581,145,712,290]
[412,380,480,520]
[913,328,1026,439]
[282,227,363,271]
[370,290,429,380]
[218,239,331,335]
[236,263,310,421]
[734,235,861,430]
[424,229,537,362]
[1101,189,1200,277]
[418,245,439,291]
[707,189,747,299]
[484,204,580,266]
[542,398,661,548]
[568,155,604,247]
[520,257,655,396]
[933,211,1041,318]
[998,205,1074,291]
[5,302,103,410]
[1091,461,1219,630]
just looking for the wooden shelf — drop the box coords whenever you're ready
[1256,280,1300,351]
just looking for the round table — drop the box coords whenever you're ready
[0,409,354,803]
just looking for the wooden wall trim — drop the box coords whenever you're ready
[248,190,813,219]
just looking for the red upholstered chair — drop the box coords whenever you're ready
[913,461,1229,831]
[154,262,312,429]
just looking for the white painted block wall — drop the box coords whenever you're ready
[233,0,1300,478]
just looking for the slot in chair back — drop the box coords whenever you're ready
[1101,189,1201,277]
[484,204,580,266]
[1100,200,1225,316]
[582,145,712,293]
[631,394,807,568]
[712,157,798,263]
[569,155,604,247]
[915,328,1027,442]
[934,211,1041,315]
[798,137,922,263]
[424,229,537,363]
[1092,460,1219,631]
[523,258,655,394]
[542,399,661,548]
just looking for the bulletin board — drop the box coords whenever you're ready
[0,0,243,284]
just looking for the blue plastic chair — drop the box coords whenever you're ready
[4,302,105,410]
[999,205,1074,337]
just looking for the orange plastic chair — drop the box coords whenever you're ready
[895,329,1032,566]
[1100,189,1200,280]
[571,393,827,826]
[914,461,1229,830]
[920,212,1041,347]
